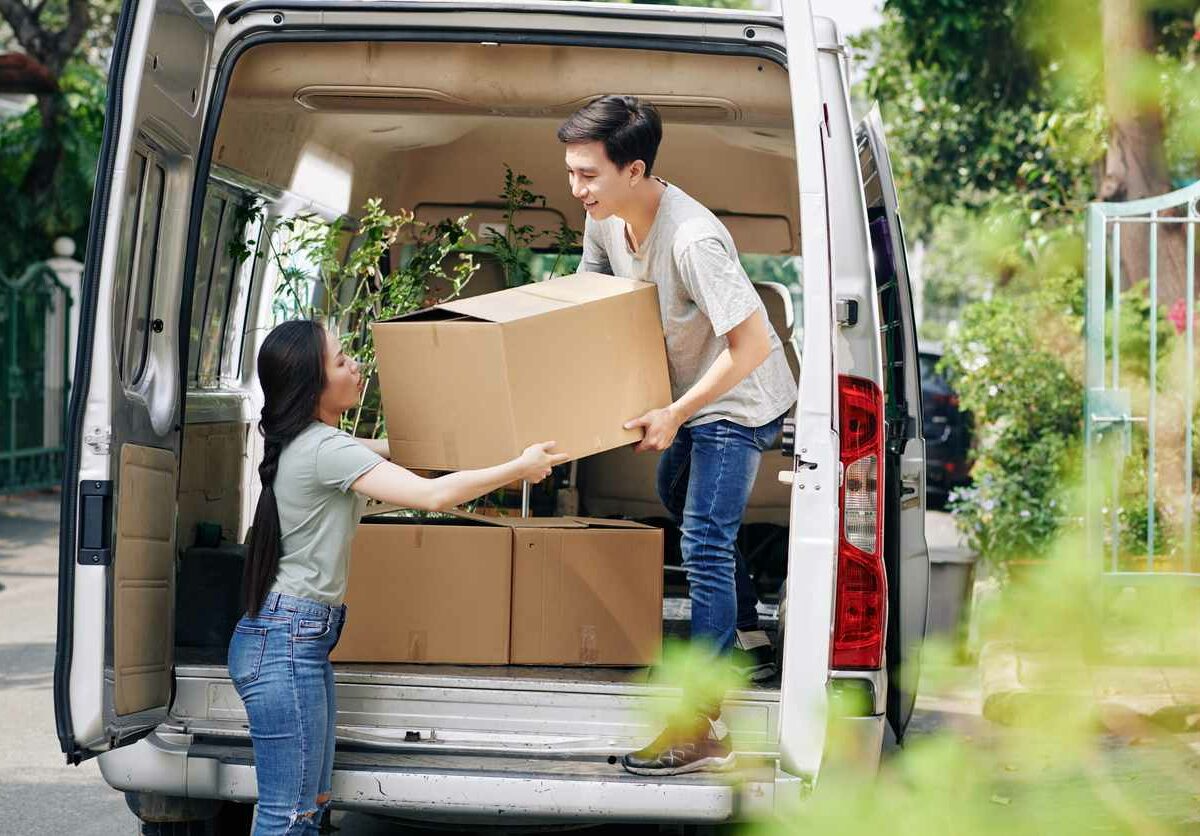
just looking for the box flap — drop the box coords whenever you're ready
[517,273,652,305]
[566,516,656,530]
[446,510,590,529]
[439,285,569,323]
[438,273,653,324]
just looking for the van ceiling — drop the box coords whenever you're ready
[215,41,800,254]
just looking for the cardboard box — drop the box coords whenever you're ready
[332,512,664,666]
[372,273,671,471]
[508,517,664,666]
[331,517,513,664]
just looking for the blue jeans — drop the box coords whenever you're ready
[657,414,786,654]
[228,591,346,835]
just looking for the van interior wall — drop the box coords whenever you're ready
[177,421,247,550]
[213,40,799,253]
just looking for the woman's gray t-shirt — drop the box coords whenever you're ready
[580,181,797,428]
[268,422,383,606]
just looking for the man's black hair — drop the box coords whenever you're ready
[557,95,663,175]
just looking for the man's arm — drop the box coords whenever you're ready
[625,309,772,451]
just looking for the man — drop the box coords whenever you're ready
[558,96,797,776]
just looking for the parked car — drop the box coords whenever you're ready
[53,0,930,830]
[919,344,972,508]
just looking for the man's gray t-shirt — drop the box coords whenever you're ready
[269,422,383,606]
[580,181,797,428]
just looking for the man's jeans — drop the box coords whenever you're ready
[228,592,346,835]
[656,414,786,654]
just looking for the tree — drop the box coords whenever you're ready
[857,0,1197,315]
[0,0,116,269]
[1096,0,1189,302]
[0,0,90,199]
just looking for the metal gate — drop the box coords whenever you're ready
[0,262,73,495]
[1085,181,1198,585]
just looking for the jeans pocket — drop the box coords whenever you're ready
[228,625,267,687]
[293,616,332,642]
[755,417,785,452]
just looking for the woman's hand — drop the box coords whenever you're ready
[352,441,570,513]
[516,442,571,483]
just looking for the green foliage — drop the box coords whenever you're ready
[0,61,106,270]
[266,197,478,437]
[851,9,1106,241]
[746,508,1200,833]
[884,0,1038,103]
[1105,280,1179,384]
[942,290,1084,568]
[485,165,581,286]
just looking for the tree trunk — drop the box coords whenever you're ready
[1099,0,1190,306]
[20,92,65,202]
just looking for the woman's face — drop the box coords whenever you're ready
[316,328,363,418]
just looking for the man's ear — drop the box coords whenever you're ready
[627,159,646,186]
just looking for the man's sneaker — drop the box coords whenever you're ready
[621,714,735,776]
[733,629,777,683]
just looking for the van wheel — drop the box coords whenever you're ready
[138,822,209,836]
[133,801,252,835]
[212,801,254,834]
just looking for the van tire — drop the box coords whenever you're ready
[135,801,253,835]
[129,797,252,835]
[138,822,209,836]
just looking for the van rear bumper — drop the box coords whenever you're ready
[99,731,793,824]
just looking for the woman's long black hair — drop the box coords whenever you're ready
[243,320,328,617]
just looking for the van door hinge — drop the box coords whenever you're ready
[84,426,111,455]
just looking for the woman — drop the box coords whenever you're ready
[227,320,566,834]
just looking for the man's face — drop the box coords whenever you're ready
[564,141,638,221]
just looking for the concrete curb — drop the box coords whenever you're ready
[979,640,1200,732]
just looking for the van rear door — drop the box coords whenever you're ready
[856,106,930,741]
[54,0,216,762]
[776,0,839,783]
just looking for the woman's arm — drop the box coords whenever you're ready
[355,438,392,459]
[350,442,569,512]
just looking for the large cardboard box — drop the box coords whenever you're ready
[332,512,664,666]
[331,517,513,664]
[508,517,664,666]
[372,273,671,471]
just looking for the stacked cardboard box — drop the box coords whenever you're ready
[332,512,664,666]
[336,273,672,666]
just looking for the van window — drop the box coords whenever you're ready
[113,146,166,384]
[189,183,260,389]
[225,209,266,380]
[196,203,240,386]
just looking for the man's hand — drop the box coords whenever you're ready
[625,406,685,452]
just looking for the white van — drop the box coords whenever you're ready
[53,0,930,830]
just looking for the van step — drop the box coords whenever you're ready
[170,664,781,757]
[179,739,780,823]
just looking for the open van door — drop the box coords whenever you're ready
[54,0,216,763]
[776,0,840,783]
[856,106,930,742]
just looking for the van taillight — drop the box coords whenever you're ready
[832,375,886,670]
